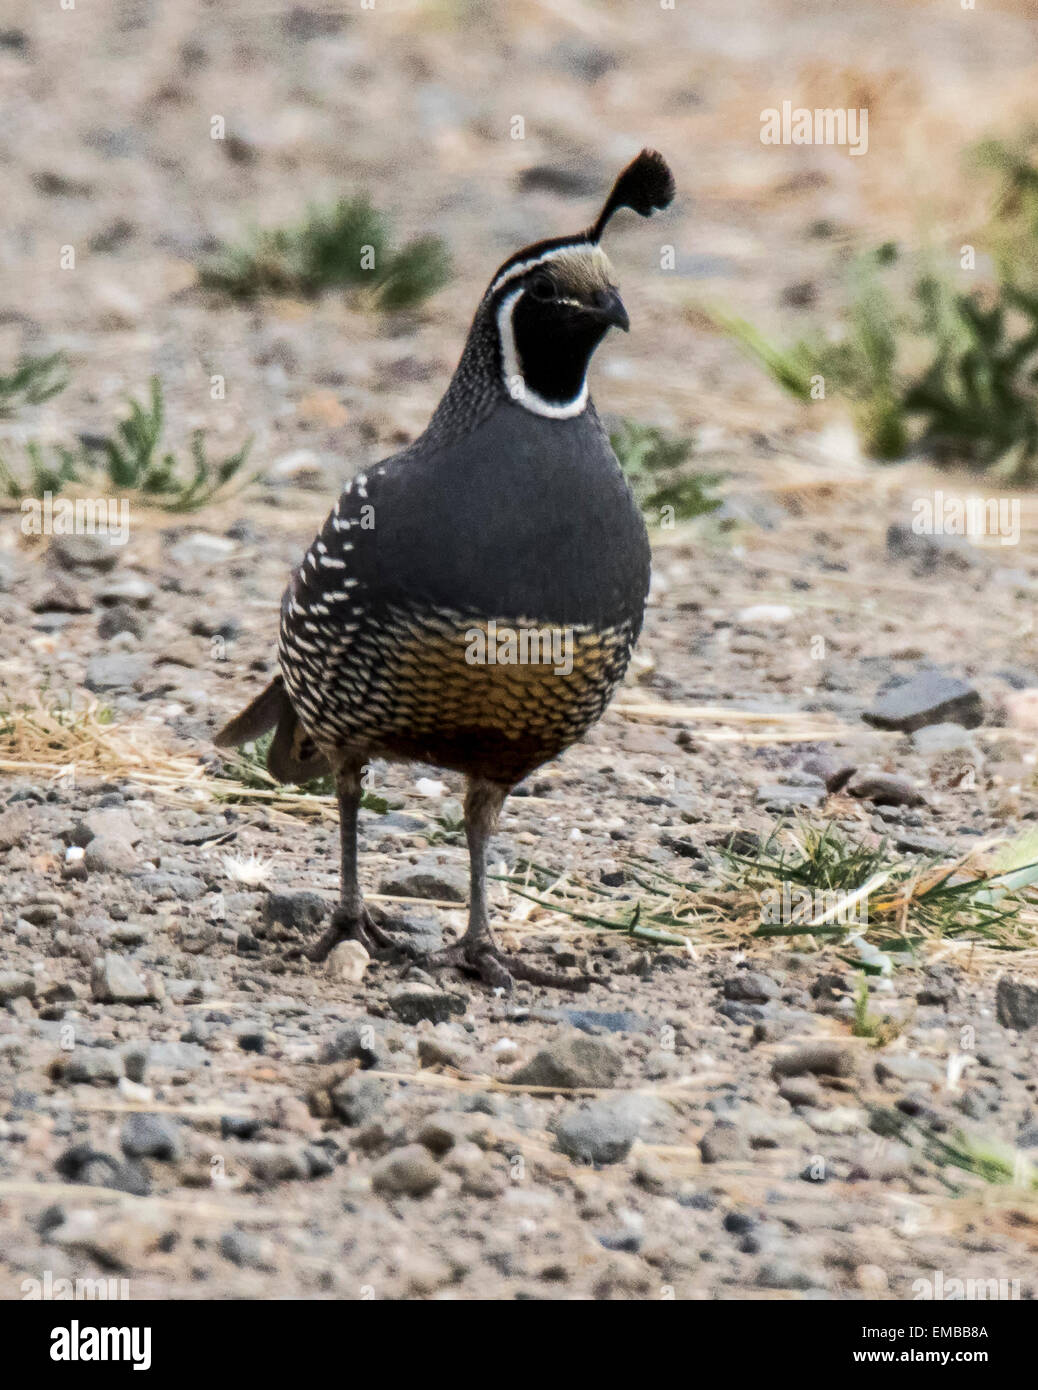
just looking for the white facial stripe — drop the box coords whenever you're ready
[488,241,591,298]
[496,286,589,420]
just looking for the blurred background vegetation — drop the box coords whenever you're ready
[1,0,1038,514]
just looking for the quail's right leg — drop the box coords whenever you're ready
[305,764,402,961]
[424,779,589,992]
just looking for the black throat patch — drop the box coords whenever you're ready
[508,293,609,407]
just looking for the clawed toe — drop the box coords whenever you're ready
[362,910,419,955]
[294,909,586,989]
[301,908,357,963]
[303,906,417,963]
[423,939,589,993]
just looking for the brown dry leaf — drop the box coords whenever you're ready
[297,389,348,427]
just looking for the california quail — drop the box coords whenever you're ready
[215,149,675,990]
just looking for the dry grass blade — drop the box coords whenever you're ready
[0,693,206,789]
[495,855,729,948]
[205,781,340,821]
[503,823,1038,970]
[0,694,342,816]
[803,871,892,927]
[0,1180,307,1224]
[613,697,897,746]
[723,821,1038,958]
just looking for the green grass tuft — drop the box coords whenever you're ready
[904,276,1038,477]
[871,1106,1038,1191]
[87,377,255,511]
[851,973,903,1046]
[710,138,1038,478]
[0,351,69,416]
[200,196,451,311]
[0,377,254,512]
[711,249,909,462]
[610,420,722,525]
[0,441,83,500]
[213,730,335,798]
[721,821,1038,953]
[374,235,453,312]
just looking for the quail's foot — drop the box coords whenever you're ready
[301,905,417,963]
[423,935,590,993]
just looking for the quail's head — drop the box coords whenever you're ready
[480,149,675,416]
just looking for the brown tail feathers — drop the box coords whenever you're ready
[214,676,331,784]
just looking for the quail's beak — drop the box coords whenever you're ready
[588,287,630,333]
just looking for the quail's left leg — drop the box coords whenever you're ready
[305,764,409,962]
[425,779,589,992]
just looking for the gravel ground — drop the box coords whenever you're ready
[3,508,1038,1301]
[2,0,1038,1302]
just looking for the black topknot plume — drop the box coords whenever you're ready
[587,149,675,243]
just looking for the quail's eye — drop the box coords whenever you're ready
[528,274,556,302]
